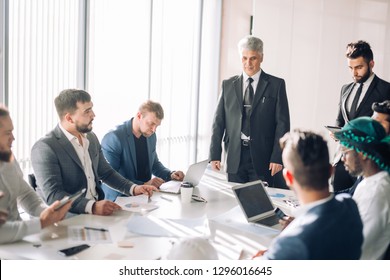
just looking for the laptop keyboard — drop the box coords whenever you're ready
[255,214,279,226]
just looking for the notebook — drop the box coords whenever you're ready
[158,160,209,194]
[232,180,282,229]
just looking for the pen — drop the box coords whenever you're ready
[84,226,108,232]
[160,195,173,202]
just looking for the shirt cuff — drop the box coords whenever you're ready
[86,200,95,214]
[167,171,175,181]
[25,218,42,236]
[130,184,137,196]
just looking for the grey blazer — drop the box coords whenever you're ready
[209,71,290,184]
[31,125,133,214]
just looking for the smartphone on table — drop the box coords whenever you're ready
[58,244,90,256]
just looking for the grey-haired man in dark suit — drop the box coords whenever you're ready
[209,35,290,188]
[31,89,157,215]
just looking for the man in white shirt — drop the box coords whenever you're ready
[0,105,71,244]
[335,117,390,259]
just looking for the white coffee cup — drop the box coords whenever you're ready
[180,182,193,203]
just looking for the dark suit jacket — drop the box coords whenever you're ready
[336,75,390,127]
[332,75,390,191]
[31,125,134,214]
[101,118,171,201]
[263,195,363,259]
[209,71,290,184]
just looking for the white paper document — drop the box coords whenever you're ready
[115,195,159,212]
[68,226,112,243]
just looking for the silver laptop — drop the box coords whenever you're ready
[158,160,209,194]
[232,180,282,229]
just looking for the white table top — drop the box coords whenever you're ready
[0,166,297,260]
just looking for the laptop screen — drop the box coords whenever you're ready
[232,180,275,220]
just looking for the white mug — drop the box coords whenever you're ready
[180,182,193,203]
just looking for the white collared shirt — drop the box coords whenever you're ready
[59,124,96,213]
[353,171,390,259]
[346,73,375,111]
[242,70,261,98]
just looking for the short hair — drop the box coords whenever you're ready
[372,100,390,117]
[345,40,374,63]
[54,89,91,120]
[237,35,263,55]
[0,105,10,128]
[139,100,164,120]
[0,105,10,118]
[280,129,330,190]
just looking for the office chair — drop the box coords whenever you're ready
[28,174,37,191]
[384,243,390,260]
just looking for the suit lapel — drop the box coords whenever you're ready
[252,71,268,112]
[355,75,378,116]
[127,119,138,174]
[54,125,84,170]
[341,84,354,123]
[233,76,244,112]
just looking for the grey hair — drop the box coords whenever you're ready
[237,35,263,55]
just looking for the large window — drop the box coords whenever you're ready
[2,0,221,174]
[6,0,85,173]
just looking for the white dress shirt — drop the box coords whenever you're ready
[353,171,390,259]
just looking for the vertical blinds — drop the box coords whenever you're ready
[8,0,83,174]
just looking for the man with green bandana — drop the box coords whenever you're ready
[335,117,390,259]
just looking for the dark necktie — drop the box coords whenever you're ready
[349,83,363,119]
[242,77,254,137]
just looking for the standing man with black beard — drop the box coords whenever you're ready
[332,40,390,192]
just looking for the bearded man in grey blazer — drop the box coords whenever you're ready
[209,35,290,188]
[31,89,157,215]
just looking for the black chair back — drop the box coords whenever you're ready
[28,174,37,191]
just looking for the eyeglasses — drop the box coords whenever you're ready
[341,148,354,158]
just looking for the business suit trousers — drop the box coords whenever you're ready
[227,144,259,183]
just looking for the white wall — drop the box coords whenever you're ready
[249,0,390,155]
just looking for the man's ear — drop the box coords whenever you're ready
[283,168,294,186]
[64,113,73,124]
[358,152,367,161]
[369,60,375,71]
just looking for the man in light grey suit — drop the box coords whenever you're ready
[31,89,157,215]
[209,35,290,187]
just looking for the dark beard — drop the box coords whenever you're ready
[356,69,371,84]
[0,150,12,162]
[76,124,92,134]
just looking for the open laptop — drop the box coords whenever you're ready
[232,180,282,229]
[158,160,209,194]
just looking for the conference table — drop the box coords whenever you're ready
[0,165,297,260]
